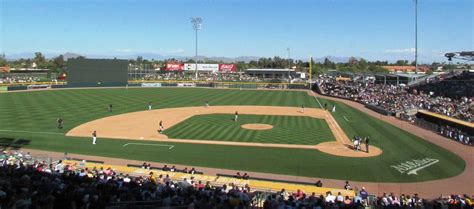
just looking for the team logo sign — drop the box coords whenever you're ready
[391,158,439,175]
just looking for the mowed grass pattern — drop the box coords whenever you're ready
[0,88,317,133]
[163,114,334,145]
[0,88,466,182]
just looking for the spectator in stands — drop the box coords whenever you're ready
[325,191,336,203]
[359,187,369,200]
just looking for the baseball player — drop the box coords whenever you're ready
[353,137,359,151]
[365,136,370,153]
[158,120,164,133]
[148,102,152,111]
[108,104,113,112]
[234,111,239,122]
[92,130,97,145]
[57,118,63,129]
[301,104,305,113]
[205,101,209,108]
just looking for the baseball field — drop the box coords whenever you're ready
[0,88,465,182]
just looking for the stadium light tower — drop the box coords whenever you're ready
[414,0,418,74]
[191,17,202,80]
[287,48,291,83]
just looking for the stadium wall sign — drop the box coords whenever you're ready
[390,158,439,175]
[218,64,237,72]
[27,84,51,90]
[184,63,219,72]
[141,83,162,87]
[165,63,184,71]
[177,83,196,87]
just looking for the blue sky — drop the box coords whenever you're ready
[0,0,472,62]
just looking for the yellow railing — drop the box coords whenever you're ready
[417,109,474,128]
[64,160,355,197]
[0,81,67,86]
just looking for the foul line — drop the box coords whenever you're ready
[0,129,64,135]
[122,143,174,149]
[343,116,350,122]
[313,96,324,109]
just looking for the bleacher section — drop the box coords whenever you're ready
[64,160,355,197]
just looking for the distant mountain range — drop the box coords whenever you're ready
[5,52,356,63]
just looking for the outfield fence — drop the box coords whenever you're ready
[3,80,311,91]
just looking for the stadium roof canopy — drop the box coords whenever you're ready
[391,73,426,79]
[245,68,295,72]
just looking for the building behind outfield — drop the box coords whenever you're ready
[244,69,296,79]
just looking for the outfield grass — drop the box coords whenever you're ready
[163,114,334,145]
[0,88,317,133]
[0,88,465,182]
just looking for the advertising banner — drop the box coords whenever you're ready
[165,63,184,71]
[141,83,162,87]
[177,83,196,87]
[218,64,237,72]
[184,63,219,72]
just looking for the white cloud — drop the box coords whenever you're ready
[150,49,185,55]
[167,48,185,54]
[115,49,132,53]
[384,48,416,53]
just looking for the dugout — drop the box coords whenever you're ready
[415,110,474,136]
[67,58,128,87]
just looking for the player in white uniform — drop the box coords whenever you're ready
[92,130,97,145]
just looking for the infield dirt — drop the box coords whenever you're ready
[67,105,381,157]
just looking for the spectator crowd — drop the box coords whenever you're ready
[1,150,473,209]
[317,72,473,122]
[133,72,265,83]
[0,75,43,84]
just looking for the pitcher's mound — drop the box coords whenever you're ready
[241,123,273,130]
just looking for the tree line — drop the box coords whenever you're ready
[0,52,65,73]
[1,52,468,74]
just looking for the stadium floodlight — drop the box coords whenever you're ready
[191,17,203,80]
[287,48,291,83]
[414,0,418,74]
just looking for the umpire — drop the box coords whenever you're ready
[365,136,370,153]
